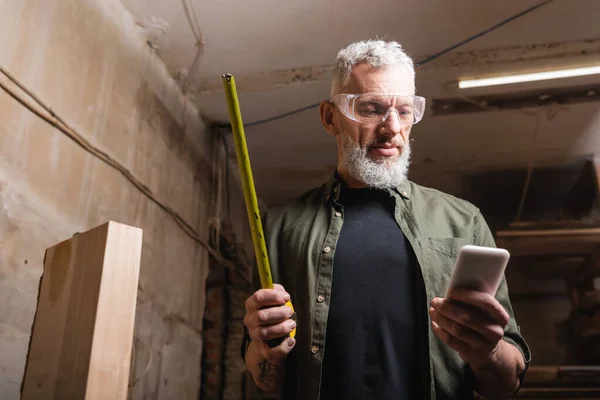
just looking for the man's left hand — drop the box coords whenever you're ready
[429,289,510,369]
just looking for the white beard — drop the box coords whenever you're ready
[340,134,411,189]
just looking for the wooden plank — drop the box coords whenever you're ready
[578,291,600,310]
[509,221,600,230]
[498,229,600,238]
[523,366,560,382]
[594,155,600,201]
[496,228,600,257]
[514,387,600,398]
[523,366,600,384]
[21,221,143,400]
[580,243,600,279]
[530,257,585,279]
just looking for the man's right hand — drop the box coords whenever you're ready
[244,284,297,364]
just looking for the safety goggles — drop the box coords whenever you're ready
[330,93,426,125]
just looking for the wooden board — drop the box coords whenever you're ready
[21,221,143,400]
[514,366,600,399]
[594,155,600,202]
[580,242,600,278]
[514,388,600,398]
[496,228,600,257]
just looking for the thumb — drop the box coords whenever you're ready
[261,337,296,363]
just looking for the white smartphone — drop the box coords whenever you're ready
[445,245,510,297]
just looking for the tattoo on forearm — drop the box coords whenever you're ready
[258,359,276,386]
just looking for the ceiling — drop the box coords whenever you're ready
[121,0,600,218]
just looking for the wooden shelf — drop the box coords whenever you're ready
[496,228,600,257]
[513,366,600,399]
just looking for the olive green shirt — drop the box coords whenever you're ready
[260,178,531,400]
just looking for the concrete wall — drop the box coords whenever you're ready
[0,0,250,398]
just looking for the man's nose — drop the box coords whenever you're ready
[380,109,403,137]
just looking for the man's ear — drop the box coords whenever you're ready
[320,101,338,136]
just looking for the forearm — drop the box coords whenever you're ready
[471,339,526,399]
[245,340,286,393]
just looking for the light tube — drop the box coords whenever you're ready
[458,66,600,89]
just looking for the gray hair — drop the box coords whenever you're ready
[330,40,415,97]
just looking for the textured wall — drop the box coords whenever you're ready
[201,249,253,400]
[0,0,250,398]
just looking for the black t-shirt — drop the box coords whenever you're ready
[319,187,423,400]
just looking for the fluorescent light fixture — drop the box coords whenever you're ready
[458,65,600,89]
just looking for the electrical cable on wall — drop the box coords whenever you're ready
[181,0,206,93]
[208,122,253,286]
[179,0,254,286]
[0,0,554,271]
[243,0,554,128]
[0,66,242,273]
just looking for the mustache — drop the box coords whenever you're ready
[367,136,403,147]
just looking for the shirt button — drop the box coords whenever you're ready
[334,211,342,217]
[317,295,325,303]
[402,191,408,197]
[323,246,331,253]
[311,345,320,354]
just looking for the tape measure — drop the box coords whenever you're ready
[222,74,296,343]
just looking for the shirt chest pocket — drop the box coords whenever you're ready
[419,237,470,298]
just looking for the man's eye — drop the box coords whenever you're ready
[358,105,386,115]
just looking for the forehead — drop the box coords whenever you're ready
[345,64,415,95]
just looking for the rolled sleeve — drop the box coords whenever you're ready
[473,210,532,388]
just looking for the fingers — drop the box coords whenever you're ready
[244,285,296,363]
[431,298,505,343]
[250,317,297,343]
[273,284,287,293]
[445,289,510,325]
[431,320,471,356]
[245,288,291,313]
[429,307,497,352]
[260,336,297,364]
[245,303,293,329]
[245,306,296,342]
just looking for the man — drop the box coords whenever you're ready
[242,40,530,400]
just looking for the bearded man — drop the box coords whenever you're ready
[242,39,531,400]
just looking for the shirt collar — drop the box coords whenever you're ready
[323,172,411,203]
